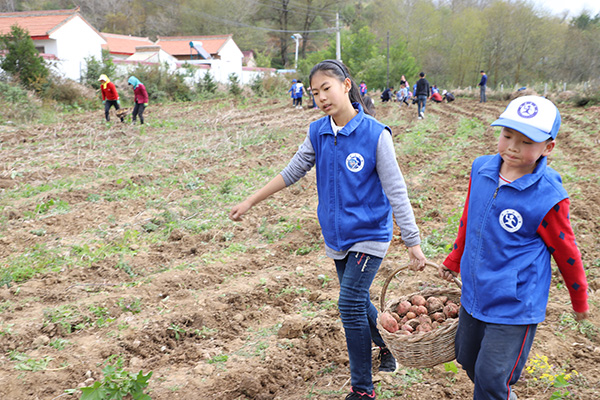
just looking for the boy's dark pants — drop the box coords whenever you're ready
[455,306,537,400]
[132,103,146,124]
[104,100,122,122]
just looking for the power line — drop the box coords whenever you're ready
[190,9,337,33]
[254,0,338,19]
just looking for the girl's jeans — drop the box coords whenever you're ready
[456,306,537,399]
[334,252,385,394]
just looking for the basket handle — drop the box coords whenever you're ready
[379,261,462,312]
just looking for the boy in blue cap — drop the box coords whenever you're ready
[439,95,589,400]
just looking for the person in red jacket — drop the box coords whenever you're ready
[127,76,149,124]
[98,74,123,122]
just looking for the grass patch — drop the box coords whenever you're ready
[2,244,68,285]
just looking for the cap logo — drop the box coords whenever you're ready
[517,102,538,119]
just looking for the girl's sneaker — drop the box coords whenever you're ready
[345,388,376,399]
[378,347,396,372]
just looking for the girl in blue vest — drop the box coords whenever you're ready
[230,59,426,400]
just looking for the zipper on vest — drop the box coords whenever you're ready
[493,187,499,198]
[333,134,340,248]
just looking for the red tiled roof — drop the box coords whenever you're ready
[0,8,80,38]
[102,32,154,55]
[155,34,232,56]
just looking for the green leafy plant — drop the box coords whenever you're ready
[117,297,143,314]
[48,338,70,350]
[8,351,52,371]
[207,354,228,364]
[167,324,187,340]
[79,356,152,400]
[557,312,598,340]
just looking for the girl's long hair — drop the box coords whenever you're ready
[309,59,374,117]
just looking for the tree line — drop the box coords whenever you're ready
[3,0,600,89]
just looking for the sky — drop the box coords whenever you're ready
[534,0,600,17]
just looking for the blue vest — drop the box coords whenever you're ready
[461,154,568,324]
[309,103,393,251]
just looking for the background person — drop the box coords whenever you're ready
[288,78,298,107]
[380,85,393,102]
[98,74,123,122]
[128,76,149,124]
[359,80,367,97]
[294,79,306,109]
[415,72,430,119]
[478,70,487,103]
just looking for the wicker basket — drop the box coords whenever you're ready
[376,261,462,368]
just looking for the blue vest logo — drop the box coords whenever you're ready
[499,209,523,232]
[346,153,365,172]
[517,102,538,119]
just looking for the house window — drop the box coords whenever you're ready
[35,46,45,53]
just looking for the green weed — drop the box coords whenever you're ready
[117,297,143,314]
[8,351,53,371]
[77,355,152,400]
[167,324,187,340]
[194,326,218,339]
[207,354,229,364]
[43,304,89,334]
[557,312,598,340]
[48,338,70,350]
[3,244,68,284]
[0,322,14,336]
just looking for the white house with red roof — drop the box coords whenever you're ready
[0,8,105,81]
[156,34,243,83]
[102,33,179,74]
[101,32,154,60]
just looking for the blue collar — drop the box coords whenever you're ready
[478,153,548,191]
[317,103,365,136]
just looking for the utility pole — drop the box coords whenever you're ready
[386,31,390,89]
[291,33,302,70]
[336,13,341,61]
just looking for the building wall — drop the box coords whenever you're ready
[51,16,105,81]
[33,39,57,54]
[215,38,243,82]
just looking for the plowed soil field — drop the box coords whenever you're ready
[1,95,599,400]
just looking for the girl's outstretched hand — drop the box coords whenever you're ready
[438,264,458,282]
[229,200,252,221]
[407,245,427,270]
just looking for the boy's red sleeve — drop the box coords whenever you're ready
[537,198,589,313]
[442,177,472,273]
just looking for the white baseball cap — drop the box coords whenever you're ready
[491,95,561,142]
